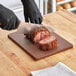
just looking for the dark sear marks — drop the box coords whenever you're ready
[26,26,57,51]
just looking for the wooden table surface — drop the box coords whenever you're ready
[0,10,76,76]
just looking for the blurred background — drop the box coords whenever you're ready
[0,0,76,21]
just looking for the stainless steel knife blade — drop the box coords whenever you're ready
[17,23,54,34]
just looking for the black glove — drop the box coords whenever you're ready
[21,0,43,24]
[0,4,20,30]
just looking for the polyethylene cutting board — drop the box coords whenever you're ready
[8,32,73,60]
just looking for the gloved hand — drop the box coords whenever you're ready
[21,0,43,24]
[17,23,54,35]
[0,4,20,30]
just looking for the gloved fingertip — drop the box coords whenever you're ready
[35,19,40,24]
[24,15,29,22]
[25,18,29,22]
[30,18,35,23]
[39,17,43,24]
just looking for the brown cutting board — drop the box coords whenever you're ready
[8,32,73,60]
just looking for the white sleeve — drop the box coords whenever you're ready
[0,0,22,10]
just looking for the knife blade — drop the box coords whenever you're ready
[17,23,54,34]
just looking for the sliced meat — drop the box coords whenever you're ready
[26,26,57,51]
[37,36,57,51]
[26,27,51,43]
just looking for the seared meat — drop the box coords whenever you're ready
[26,27,51,43]
[36,36,57,51]
[26,26,57,51]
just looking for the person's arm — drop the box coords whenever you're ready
[21,0,43,24]
[0,4,20,30]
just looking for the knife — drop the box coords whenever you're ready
[17,23,54,35]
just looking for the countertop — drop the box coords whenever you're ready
[0,10,76,76]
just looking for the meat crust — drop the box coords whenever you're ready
[26,26,57,51]
[36,36,57,51]
[26,27,51,43]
